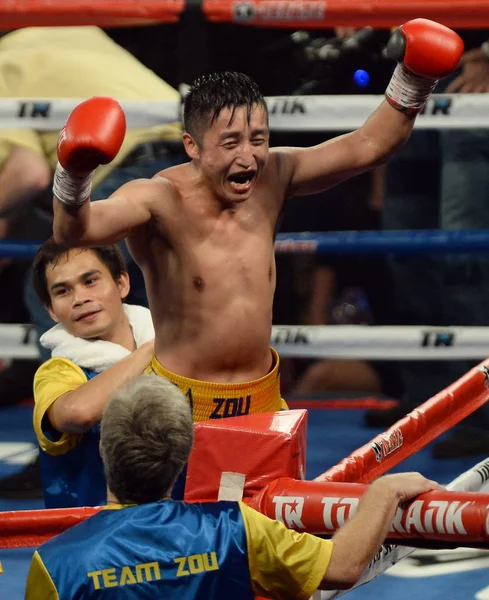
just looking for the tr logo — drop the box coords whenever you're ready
[18,102,51,118]
[421,331,455,348]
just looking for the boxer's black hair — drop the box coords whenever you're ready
[183,71,267,141]
[32,237,127,308]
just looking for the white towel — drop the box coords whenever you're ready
[40,304,154,372]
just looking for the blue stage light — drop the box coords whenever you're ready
[353,69,370,87]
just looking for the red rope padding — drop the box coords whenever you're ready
[315,359,489,484]
[0,507,100,548]
[4,481,489,550]
[0,0,184,28]
[248,478,489,547]
[0,0,489,29]
[203,0,489,29]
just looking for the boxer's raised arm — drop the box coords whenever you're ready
[280,19,463,197]
[52,96,160,247]
[53,177,166,247]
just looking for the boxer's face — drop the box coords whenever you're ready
[184,103,269,204]
[45,249,130,340]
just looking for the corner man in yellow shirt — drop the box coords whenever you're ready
[31,237,155,508]
[0,25,185,499]
[26,375,444,600]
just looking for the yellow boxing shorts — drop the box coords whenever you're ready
[143,348,288,422]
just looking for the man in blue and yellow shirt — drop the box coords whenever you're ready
[26,375,443,600]
[31,238,155,508]
[0,25,185,498]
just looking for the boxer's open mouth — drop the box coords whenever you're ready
[227,171,256,192]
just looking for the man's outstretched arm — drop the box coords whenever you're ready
[52,97,160,247]
[281,19,464,197]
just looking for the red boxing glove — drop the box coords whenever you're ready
[53,97,126,206]
[385,19,464,117]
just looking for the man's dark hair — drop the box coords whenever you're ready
[32,237,127,308]
[183,71,267,140]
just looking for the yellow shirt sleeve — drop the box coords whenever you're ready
[239,502,333,600]
[33,358,87,456]
[25,551,59,600]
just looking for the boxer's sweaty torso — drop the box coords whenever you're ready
[127,155,287,384]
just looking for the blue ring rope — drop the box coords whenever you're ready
[2,230,489,258]
[274,230,489,255]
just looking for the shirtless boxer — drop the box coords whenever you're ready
[52,19,463,421]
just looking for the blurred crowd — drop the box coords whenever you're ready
[1,20,489,499]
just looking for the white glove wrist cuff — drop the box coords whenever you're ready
[386,64,438,116]
[53,162,92,206]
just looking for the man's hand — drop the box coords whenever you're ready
[372,472,445,504]
[446,48,489,93]
[321,471,444,590]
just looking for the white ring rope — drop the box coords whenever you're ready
[271,325,489,360]
[2,324,489,360]
[3,94,489,132]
